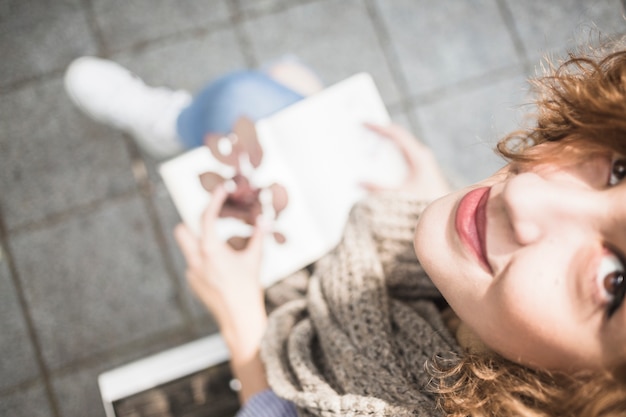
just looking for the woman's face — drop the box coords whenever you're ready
[414,142,626,371]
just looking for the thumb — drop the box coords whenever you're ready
[360,180,388,194]
[245,215,271,255]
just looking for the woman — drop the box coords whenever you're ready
[65,47,626,416]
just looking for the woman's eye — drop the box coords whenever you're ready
[597,251,626,318]
[608,157,626,186]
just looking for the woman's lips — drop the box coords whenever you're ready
[455,187,492,273]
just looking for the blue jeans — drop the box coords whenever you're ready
[176,70,305,149]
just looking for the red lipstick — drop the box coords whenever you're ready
[455,187,492,273]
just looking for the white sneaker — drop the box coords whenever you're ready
[64,56,191,159]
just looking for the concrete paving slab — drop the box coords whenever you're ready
[0,0,97,88]
[2,0,623,414]
[414,72,529,185]
[242,0,402,106]
[113,27,249,104]
[237,0,312,16]
[0,246,40,391]
[10,195,185,370]
[504,0,626,62]
[237,0,284,15]
[91,0,232,53]
[51,329,195,417]
[0,78,136,231]
[375,0,520,97]
[0,381,53,417]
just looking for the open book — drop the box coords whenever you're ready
[159,73,407,287]
[99,74,408,417]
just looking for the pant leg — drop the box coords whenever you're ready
[176,70,305,149]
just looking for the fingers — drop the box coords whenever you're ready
[245,216,270,255]
[364,123,424,153]
[202,185,229,226]
[364,122,408,140]
[176,186,228,267]
[200,186,229,249]
[365,122,422,176]
[364,122,401,137]
[181,183,269,283]
[359,181,387,194]
[364,123,421,158]
[185,269,204,297]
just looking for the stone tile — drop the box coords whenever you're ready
[236,0,315,16]
[0,0,97,88]
[56,369,107,417]
[0,381,53,417]
[243,0,401,105]
[0,247,40,391]
[91,0,232,53]
[51,330,196,417]
[375,0,520,96]
[10,195,185,370]
[505,0,626,62]
[237,0,284,15]
[414,72,529,186]
[113,27,248,101]
[0,78,135,230]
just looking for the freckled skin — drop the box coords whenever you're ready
[414,152,626,371]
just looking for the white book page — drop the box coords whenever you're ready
[116,74,407,416]
[159,73,405,287]
[257,73,407,242]
[251,131,329,285]
[159,138,325,287]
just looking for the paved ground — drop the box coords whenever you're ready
[1,0,625,416]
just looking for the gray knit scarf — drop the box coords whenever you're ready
[262,193,461,416]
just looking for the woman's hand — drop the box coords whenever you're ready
[174,185,270,402]
[175,185,268,334]
[364,123,452,200]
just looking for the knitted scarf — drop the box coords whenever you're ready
[262,193,461,417]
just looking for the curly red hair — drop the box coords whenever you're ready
[498,43,626,161]
[433,40,626,417]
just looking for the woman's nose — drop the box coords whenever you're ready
[500,171,596,246]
